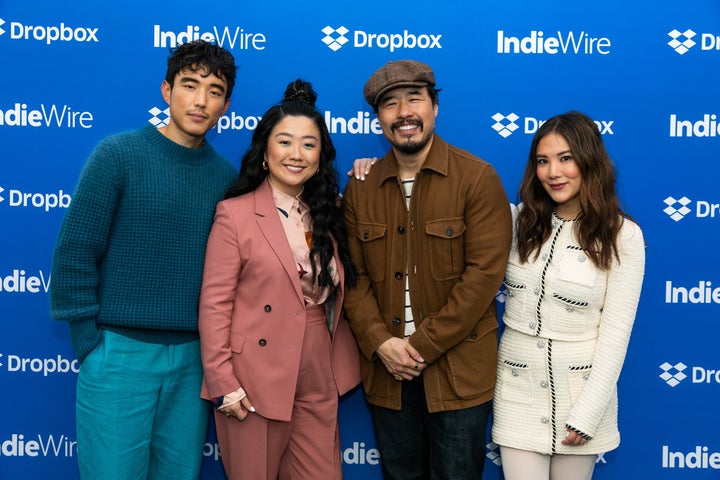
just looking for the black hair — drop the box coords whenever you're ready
[226,79,356,290]
[166,40,237,99]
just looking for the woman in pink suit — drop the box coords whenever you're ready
[199,79,360,480]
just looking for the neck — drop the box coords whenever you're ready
[393,135,434,178]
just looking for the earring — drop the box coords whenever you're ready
[262,160,269,170]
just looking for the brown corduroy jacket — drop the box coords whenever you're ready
[343,135,512,412]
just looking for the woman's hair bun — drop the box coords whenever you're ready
[282,79,317,106]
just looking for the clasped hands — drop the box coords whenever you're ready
[376,337,427,381]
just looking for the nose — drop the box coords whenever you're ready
[193,89,207,107]
[547,159,560,178]
[397,98,412,118]
[289,142,303,160]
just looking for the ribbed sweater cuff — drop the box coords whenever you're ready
[69,318,102,364]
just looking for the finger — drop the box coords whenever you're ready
[240,396,256,413]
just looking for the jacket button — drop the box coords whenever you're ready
[264,305,272,312]
[536,340,545,349]
[259,339,267,346]
[397,226,406,234]
[445,229,453,236]
[363,232,369,239]
[540,416,549,424]
[392,317,401,326]
[394,272,403,280]
[469,332,478,340]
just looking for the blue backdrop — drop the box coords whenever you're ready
[1,0,719,478]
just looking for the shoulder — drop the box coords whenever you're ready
[445,140,494,172]
[618,216,644,244]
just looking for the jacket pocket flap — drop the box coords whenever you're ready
[425,217,466,239]
[356,222,387,242]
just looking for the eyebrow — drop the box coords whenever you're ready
[178,75,226,94]
[274,132,319,141]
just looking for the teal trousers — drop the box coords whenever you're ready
[75,331,209,479]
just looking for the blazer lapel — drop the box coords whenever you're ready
[253,180,305,303]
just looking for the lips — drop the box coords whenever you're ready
[283,164,304,173]
[392,121,422,133]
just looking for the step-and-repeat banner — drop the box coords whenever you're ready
[1,0,718,478]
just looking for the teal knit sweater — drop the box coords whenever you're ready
[50,125,237,362]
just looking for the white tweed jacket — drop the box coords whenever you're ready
[500,203,645,444]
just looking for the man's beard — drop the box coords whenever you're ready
[389,121,433,154]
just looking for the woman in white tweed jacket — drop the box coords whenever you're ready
[492,111,645,480]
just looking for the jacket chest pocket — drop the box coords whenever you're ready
[557,246,597,288]
[356,222,387,283]
[425,217,466,281]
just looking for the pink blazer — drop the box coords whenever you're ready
[199,180,361,422]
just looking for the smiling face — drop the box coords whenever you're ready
[265,115,321,197]
[161,66,230,149]
[376,86,438,156]
[535,131,583,219]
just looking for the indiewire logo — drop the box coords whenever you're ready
[665,281,720,304]
[0,17,98,44]
[342,442,379,465]
[660,361,720,387]
[0,269,50,293]
[668,28,720,55]
[320,25,442,52]
[152,25,266,50]
[0,103,93,128]
[663,445,720,469]
[0,434,77,457]
[669,114,720,137]
[663,196,720,221]
[491,113,614,138]
[496,30,611,55]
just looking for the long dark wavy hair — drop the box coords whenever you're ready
[225,79,356,290]
[516,111,633,270]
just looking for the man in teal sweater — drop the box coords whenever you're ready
[50,40,237,479]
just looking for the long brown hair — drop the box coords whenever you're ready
[516,111,631,270]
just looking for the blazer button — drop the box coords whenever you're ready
[394,271,403,280]
[397,226,406,234]
[469,332,478,340]
[392,317,401,326]
[446,229,453,236]
[259,339,267,346]
[264,305,272,312]
[363,232,369,239]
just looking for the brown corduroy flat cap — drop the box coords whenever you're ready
[363,60,436,107]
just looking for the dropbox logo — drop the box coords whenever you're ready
[486,441,502,466]
[321,26,349,51]
[668,29,697,55]
[659,362,688,387]
[491,113,520,138]
[663,196,692,221]
[321,25,442,52]
[148,106,170,128]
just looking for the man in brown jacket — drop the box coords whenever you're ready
[343,60,512,479]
